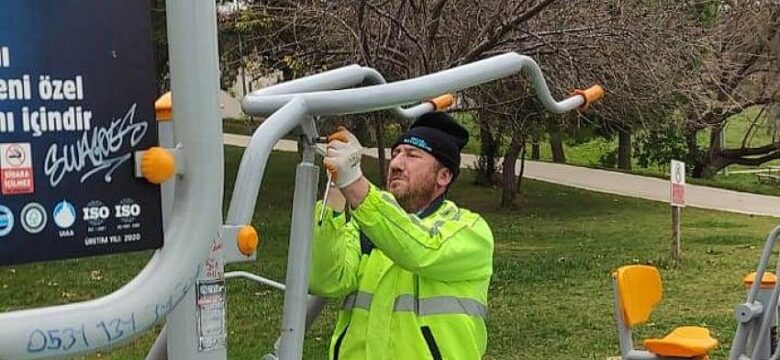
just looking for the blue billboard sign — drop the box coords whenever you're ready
[0,1,163,265]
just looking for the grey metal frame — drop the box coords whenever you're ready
[730,226,780,360]
[229,52,588,360]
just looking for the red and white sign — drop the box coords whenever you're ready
[0,143,34,195]
[670,159,685,207]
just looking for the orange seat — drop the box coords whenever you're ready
[612,265,719,359]
[644,326,718,357]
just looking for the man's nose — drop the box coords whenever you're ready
[389,155,404,171]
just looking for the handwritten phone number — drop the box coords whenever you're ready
[27,314,136,354]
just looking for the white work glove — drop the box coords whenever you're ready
[324,126,363,188]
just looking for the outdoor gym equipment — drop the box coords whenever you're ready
[611,225,780,360]
[228,50,602,360]
[0,1,603,359]
[611,265,719,360]
[729,225,780,360]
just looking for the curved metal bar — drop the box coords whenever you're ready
[249,65,366,97]
[225,271,286,291]
[249,65,437,121]
[225,98,308,226]
[0,1,224,358]
[359,67,439,120]
[242,53,584,117]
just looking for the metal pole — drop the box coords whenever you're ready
[277,143,319,360]
[670,206,682,265]
[164,0,225,359]
[145,325,168,360]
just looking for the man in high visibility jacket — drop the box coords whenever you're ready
[312,111,494,360]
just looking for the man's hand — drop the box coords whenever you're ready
[324,126,363,188]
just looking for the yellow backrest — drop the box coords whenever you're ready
[613,265,662,327]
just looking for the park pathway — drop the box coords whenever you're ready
[223,133,780,218]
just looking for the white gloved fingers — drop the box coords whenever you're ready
[345,132,362,147]
[323,127,364,188]
[327,140,350,151]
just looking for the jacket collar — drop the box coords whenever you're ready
[416,194,446,219]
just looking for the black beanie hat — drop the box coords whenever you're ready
[391,112,469,179]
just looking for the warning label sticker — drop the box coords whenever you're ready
[0,143,33,195]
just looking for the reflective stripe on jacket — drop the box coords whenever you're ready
[310,184,494,360]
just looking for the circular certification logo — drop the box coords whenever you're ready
[53,200,76,229]
[21,203,46,234]
[0,205,13,237]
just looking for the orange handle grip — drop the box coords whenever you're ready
[571,85,604,111]
[427,94,454,111]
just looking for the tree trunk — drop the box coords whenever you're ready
[501,130,525,208]
[685,127,705,177]
[517,143,526,192]
[476,114,499,186]
[617,129,632,170]
[548,122,566,163]
[530,133,540,160]
[695,126,725,178]
[374,115,388,187]
[698,157,731,178]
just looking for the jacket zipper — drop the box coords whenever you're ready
[421,326,443,360]
[333,325,349,360]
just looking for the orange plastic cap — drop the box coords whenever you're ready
[428,94,454,110]
[237,226,259,256]
[744,272,777,289]
[155,92,173,122]
[571,85,604,111]
[141,147,176,184]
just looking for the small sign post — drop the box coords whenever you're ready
[670,159,686,264]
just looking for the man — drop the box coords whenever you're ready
[311,112,494,360]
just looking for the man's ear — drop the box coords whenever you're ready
[436,167,453,188]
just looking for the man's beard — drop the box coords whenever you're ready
[391,176,437,213]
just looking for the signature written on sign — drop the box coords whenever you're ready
[43,103,148,187]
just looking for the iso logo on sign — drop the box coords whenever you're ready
[21,203,46,234]
[83,200,110,226]
[115,198,141,224]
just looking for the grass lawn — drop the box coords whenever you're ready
[6,146,776,359]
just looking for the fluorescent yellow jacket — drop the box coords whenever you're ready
[310,184,494,360]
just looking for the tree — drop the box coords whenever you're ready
[150,0,169,95]
[222,0,703,206]
[682,2,780,178]
[473,81,543,207]
[223,0,581,187]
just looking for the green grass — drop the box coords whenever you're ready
[1,146,778,359]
